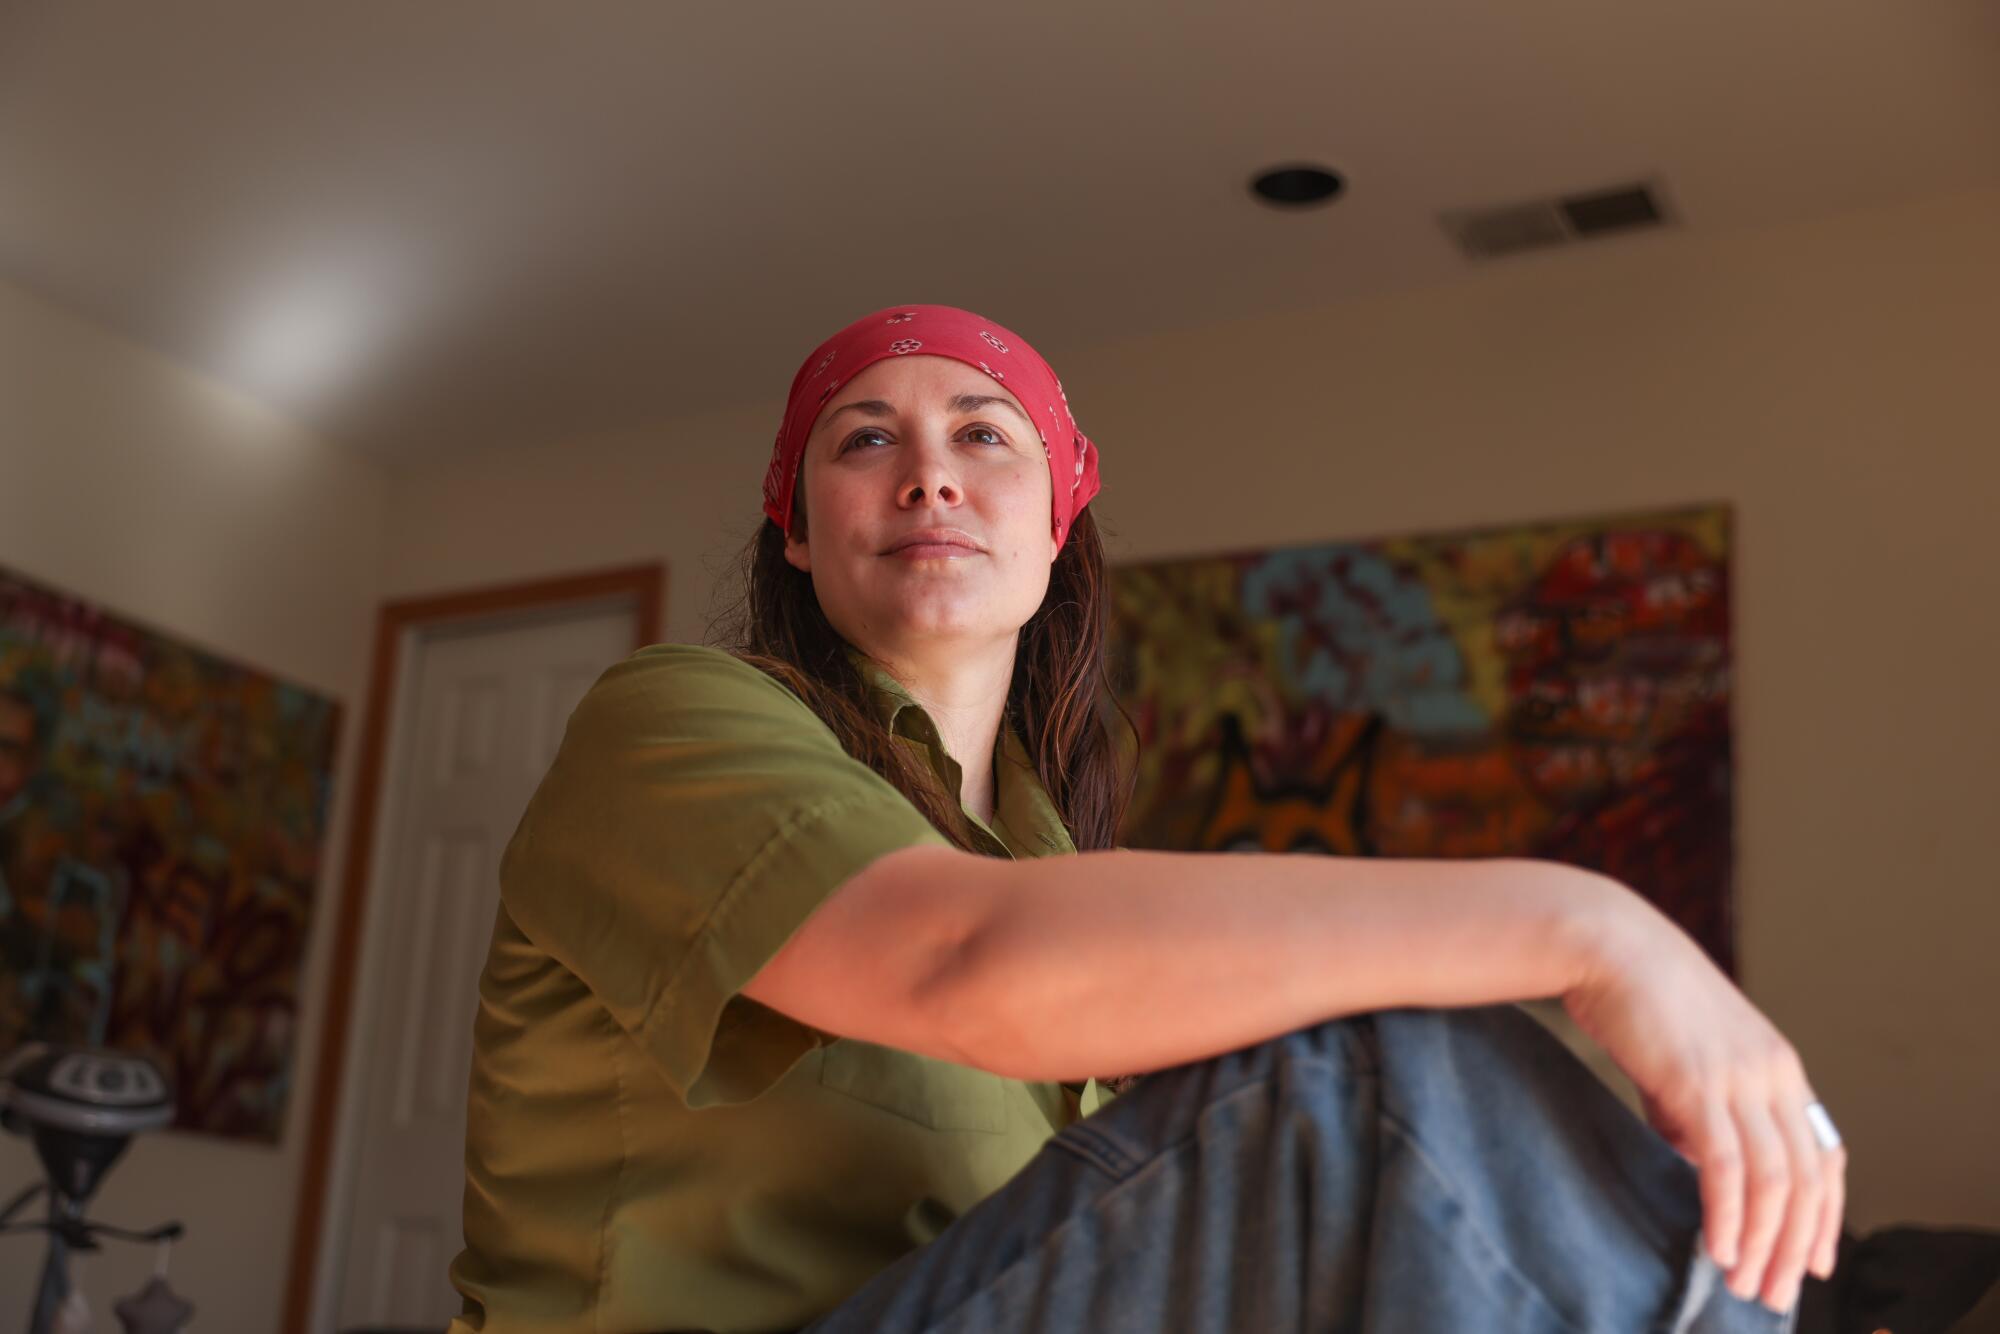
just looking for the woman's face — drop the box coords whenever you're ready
[785,353,1057,656]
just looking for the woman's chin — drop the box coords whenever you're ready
[870,601,1006,640]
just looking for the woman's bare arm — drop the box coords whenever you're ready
[942,846,1612,1080]
[743,841,1842,1313]
[742,843,1616,1079]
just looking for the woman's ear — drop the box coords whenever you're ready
[783,471,811,573]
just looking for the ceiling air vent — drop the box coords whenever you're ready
[1441,179,1671,260]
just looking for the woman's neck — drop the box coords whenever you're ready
[865,640,1014,821]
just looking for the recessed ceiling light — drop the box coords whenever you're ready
[1250,164,1346,208]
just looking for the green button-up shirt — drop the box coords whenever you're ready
[447,641,1113,1334]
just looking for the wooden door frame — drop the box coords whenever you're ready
[280,562,663,1334]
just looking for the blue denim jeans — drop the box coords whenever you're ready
[801,1004,1795,1333]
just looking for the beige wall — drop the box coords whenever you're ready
[389,184,2000,1234]
[0,278,388,1329]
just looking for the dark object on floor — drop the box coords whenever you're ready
[1794,1224,2000,1334]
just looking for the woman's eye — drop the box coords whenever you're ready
[843,425,1005,452]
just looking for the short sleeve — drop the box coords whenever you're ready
[498,643,953,1108]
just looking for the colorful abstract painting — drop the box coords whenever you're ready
[1106,503,1735,973]
[0,563,342,1141]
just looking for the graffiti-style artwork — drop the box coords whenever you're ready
[1107,504,1735,973]
[0,564,342,1141]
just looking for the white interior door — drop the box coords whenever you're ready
[329,603,635,1332]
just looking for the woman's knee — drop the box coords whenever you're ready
[1253,1009,1384,1085]
[1256,1004,1548,1093]
[1077,1010,1381,1162]
[1371,1003,1601,1102]
[1179,1005,1524,1101]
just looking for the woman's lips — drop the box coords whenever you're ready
[887,543,981,559]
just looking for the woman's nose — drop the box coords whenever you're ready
[898,440,962,507]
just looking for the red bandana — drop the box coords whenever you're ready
[762,304,1101,550]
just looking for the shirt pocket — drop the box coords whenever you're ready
[818,1038,1010,1134]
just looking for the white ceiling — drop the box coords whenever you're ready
[2,0,1995,466]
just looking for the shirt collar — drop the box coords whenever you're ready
[843,640,928,738]
[840,641,1076,857]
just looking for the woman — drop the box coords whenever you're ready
[447,304,1843,1333]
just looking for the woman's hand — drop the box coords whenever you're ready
[1559,884,1846,1315]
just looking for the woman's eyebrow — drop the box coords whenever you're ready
[821,393,1032,430]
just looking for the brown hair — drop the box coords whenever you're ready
[706,488,1136,853]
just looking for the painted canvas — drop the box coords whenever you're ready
[1106,503,1735,973]
[0,563,343,1142]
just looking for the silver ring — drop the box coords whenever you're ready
[1804,1100,1842,1152]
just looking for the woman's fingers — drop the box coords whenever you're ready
[1758,1090,1827,1311]
[1693,1094,1745,1269]
[1810,1142,1847,1277]
[1727,1099,1790,1305]
[1557,910,1844,1306]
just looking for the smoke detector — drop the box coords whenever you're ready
[1441,179,1673,260]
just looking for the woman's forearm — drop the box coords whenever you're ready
[934,847,1631,1082]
